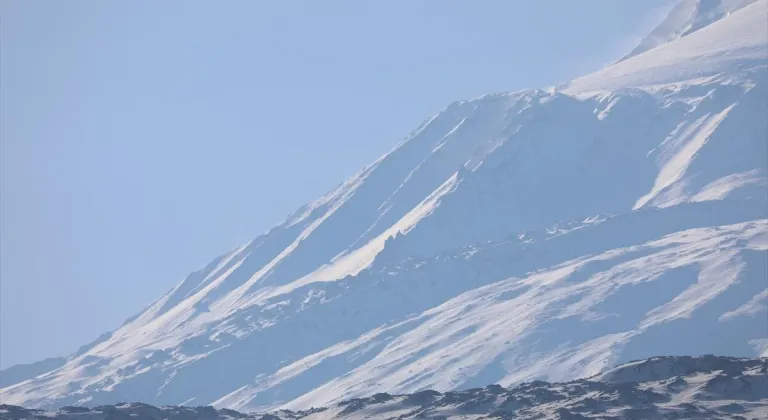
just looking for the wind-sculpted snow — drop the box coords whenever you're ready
[2,356,766,420]
[2,0,766,412]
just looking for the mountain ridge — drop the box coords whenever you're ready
[617,0,760,62]
[3,356,766,420]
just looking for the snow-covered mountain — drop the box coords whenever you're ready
[617,0,760,62]
[619,0,757,61]
[2,0,767,412]
[3,356,767,419]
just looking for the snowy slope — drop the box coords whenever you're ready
[2,0,767,411]
[3,356,767,420]
[565,0,767,93]
[618,0,760,62]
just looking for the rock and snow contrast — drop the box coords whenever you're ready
[1,0,767,414]
[2,356,766,419]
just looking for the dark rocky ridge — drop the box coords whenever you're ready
[2,356,766,420]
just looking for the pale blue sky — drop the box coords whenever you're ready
[0,0,673,368]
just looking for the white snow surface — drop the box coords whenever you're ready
[618,0,761,61]
[565,0,767,93]
[1,0,767,412]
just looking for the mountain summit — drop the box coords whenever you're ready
[619,0,761,62]
[2,0,767,412]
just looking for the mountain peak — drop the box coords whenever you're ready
[619,0,761,62]
[565,0,767,93]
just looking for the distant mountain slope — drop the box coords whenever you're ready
[0,358,65,389]
[2,0,766,411]
[3,356,766,420]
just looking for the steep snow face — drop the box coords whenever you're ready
[2,0,767,411]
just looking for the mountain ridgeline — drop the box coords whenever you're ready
[2,356,766,419]
[2,0,767,414]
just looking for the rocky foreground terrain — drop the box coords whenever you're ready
[2,356,766,420]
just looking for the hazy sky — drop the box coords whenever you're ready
[0,0,674,369]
